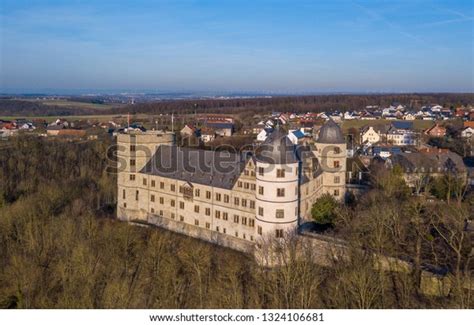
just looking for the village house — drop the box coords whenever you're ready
[424,124,447,137]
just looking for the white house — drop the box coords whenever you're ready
[360,126,382,145]
[257,128,273,142]
[461,127,474,138]
[287,129,305,145]
[387,128,417,146]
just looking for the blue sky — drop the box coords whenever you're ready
[0,0,473,93]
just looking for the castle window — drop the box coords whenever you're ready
[130,159,136,166]
[258,207,264,216]
[151,195,155,202]
[171,184,175,192]
[250,200,255,209]
[215,210,221,219]
[334,147,341,154]
[195,219,199,226]
[334,189,340,196]
[277,188,285,197]
[258,167,264,176]
[333,161,340,168]
[242,199,247,207]
[159,210,163,216]
[251,171,256,177]
[224,194,229,203]
[276,209,284,219]
[223,212,228,220]
[334,176,340,184]
[159,197,164,204]
[160,182,164,189]
[195,188,200,197]
[171,200,175,207]
[135,190,139,201]
[206,191,211,199]
[216,226,220,232]
[180,215,184,222]
[244,182,249,189]
[223,228,226,234]
[129,174,135,181]
[234,197,239,206]
[235,231,238,237]
[179,201,184,209]
[215,193,221,201]
[277,169,285,178]
[250,235,254,241]
[233,215,239,223]
[238,181,242,188]
[171,213,175,219]
[206,222,210,229]
[251,184,256,190]
[242,217,247,226]
[194,205,200,213]
[143,178,147,186]
[130,145,136,152]
[244,170,249,176]
[124,202,127,208]
[205,208,211,216]
[122,189,126,199]
[151,208,155,213]
[249,218,255,227]
[151,180,155,187]
[258,226,262,235]
[258,186,264,195]
[276,229,284,238]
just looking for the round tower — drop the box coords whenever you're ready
[315,119,347,200]
[255,125,299,239]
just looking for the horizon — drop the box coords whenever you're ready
[1,0,473,93]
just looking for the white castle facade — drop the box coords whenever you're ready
[117,120,347,252]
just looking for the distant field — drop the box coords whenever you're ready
[22,99,123,110]
[0,114,123,122]
[342,119,435,131]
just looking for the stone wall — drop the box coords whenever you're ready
[121,208,254,254]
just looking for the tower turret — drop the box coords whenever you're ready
[255,125,300,239]
[315,119,346,200]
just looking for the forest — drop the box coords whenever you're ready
[1,93,473,117]
[0,136,472,308]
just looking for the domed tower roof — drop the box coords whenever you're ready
[256,125,298,164]
[316,118,345,144]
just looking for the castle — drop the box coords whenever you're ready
[117,119,346,253]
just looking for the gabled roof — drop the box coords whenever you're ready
[141,145,248,189]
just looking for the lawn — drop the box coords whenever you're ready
[22,99,123,110]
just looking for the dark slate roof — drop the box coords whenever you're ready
[316,119,345,144]
[390,151,466,173]
[255,125,298,164]
[140,145,247,189]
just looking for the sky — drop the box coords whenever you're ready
[0,0,473,94]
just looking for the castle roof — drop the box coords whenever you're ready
[141,145,248,189]
[316,119,345,144]
[255,125,298,164]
